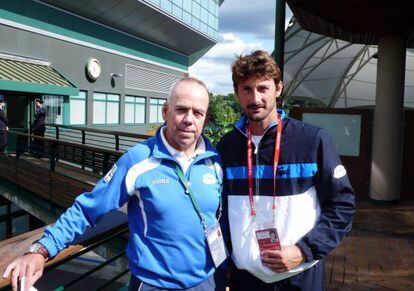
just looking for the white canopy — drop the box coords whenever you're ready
[283,19,414,108]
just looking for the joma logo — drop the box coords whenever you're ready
[152,178,170,185]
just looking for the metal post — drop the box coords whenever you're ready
[49,142,55,172]
[16,135,21,159]
[103,152,109,175]
[274,0,286,80]
[115,134,120,151]
[82,130,86,170]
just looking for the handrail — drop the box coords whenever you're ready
[45,123,151,152]
[0,210,129,290]
[12,130,123,155]
[0,131,132,289]
[45,123,152,140]
[7,130,123,177]
[8,130,123,156]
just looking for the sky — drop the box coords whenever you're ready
[189,0,293,95]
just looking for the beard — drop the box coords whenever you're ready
[245,102,276,122]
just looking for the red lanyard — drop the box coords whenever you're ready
[247,116,282,218]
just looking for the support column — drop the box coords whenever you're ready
[274,0,285,80]
[370,35,406,203]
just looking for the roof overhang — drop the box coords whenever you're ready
[39,0,216,56]
[286,0,414,48]
[0,54,78,96]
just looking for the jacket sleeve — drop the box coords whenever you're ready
[38,152,134,257]
[296,129,356,262]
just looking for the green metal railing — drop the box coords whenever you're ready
[45,124,151,152]
[12,131,123,176]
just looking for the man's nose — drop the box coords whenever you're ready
[182,111,194,124]
[251,89,262,104]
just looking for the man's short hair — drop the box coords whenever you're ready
[231,50,282,91]
[168,76,209,102]
[35,98,43,104]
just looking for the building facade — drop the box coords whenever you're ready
[0,0,223,137]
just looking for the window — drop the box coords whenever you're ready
[93,93,120,125]
[302,113,362,156]
[70,91,87,125]
[150,98,165,124]
[43,95,64,124]
[125,96,146,124]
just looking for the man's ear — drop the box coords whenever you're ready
[276,81,284,97]
[203,112,210,129]
[161,102,169,122]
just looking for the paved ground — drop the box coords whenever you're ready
[325,201,414,291]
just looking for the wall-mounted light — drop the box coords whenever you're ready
[110,73,123,87]
[111,73,123,78]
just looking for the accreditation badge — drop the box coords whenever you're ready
[206,222,229,268]
[255,221,281,253]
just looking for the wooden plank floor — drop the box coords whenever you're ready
[325,201,414,290]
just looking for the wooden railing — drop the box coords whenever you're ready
[0,131,135,289]
[0,209,129,290]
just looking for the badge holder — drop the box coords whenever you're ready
[255,221,281,253]
[206,222,229,268]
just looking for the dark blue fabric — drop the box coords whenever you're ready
[230,260,325,291]
[0,108,7,152]
[128,270,227,291]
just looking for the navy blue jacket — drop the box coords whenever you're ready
[33,107,46,131]
[0,108,7,131]
[217,110,355,283]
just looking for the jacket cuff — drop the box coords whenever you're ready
[38,237,58,258]
[296,241,314,263]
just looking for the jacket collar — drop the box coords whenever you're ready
[151,126,217,162]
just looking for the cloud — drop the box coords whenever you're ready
[189,0,294,95]
[219,1,274,40]
[219,0,293,41]
[190,33,265,95]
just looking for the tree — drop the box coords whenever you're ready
[204,93,241,145]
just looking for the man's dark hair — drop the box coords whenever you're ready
[35,98,43,104]
[232,50,282,92]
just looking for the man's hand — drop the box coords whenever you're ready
[2,254,45,291]
[261,245,305,273]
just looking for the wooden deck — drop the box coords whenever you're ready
[325,201,414,290]
[0,154,98,209]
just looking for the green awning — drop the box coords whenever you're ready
[0,56,79,96]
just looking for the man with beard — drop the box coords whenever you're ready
[217,50,355,290]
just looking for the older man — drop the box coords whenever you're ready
[217,50,355,290]
[3,77,227,291]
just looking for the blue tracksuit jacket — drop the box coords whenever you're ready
[39,129,223,289]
